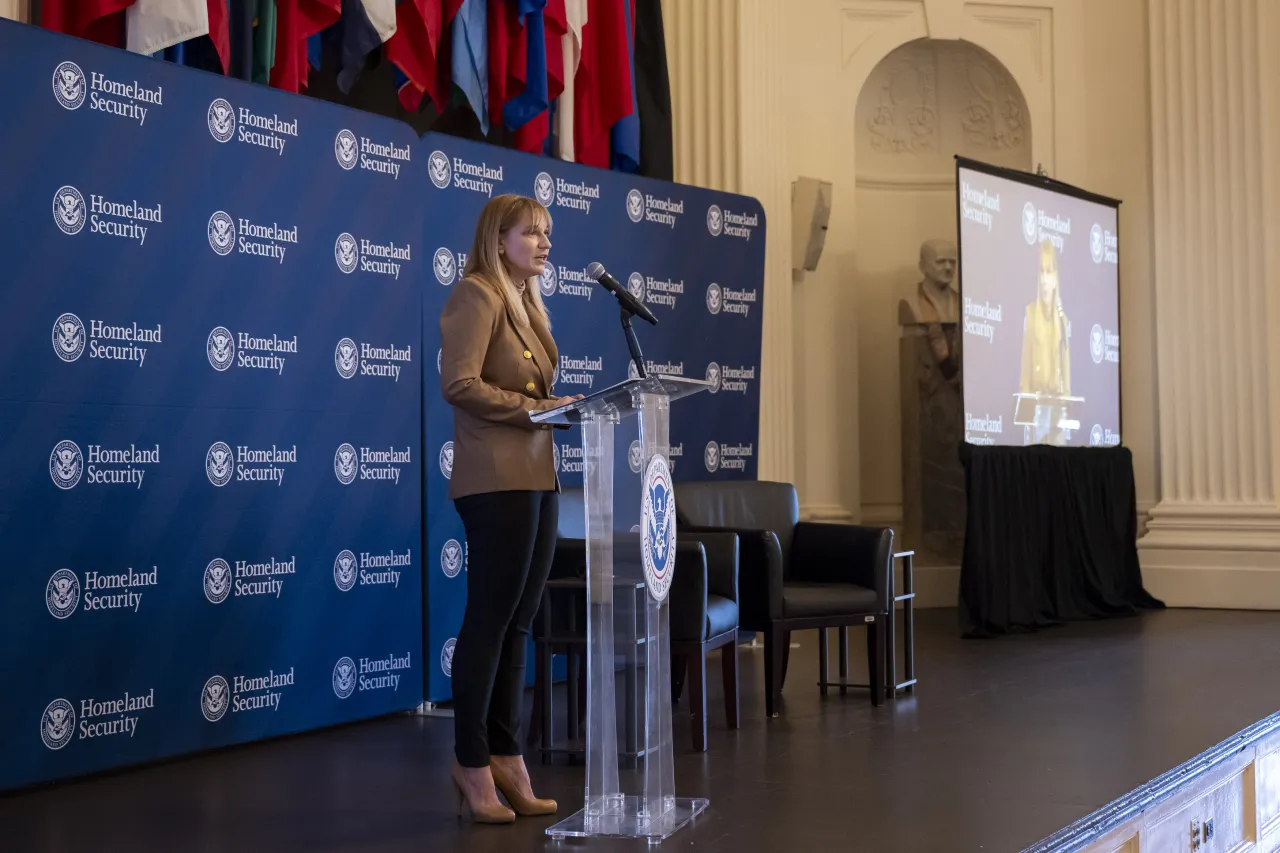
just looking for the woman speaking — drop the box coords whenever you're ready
[439,194,580,824]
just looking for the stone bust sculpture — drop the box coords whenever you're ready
[898,238,959,378]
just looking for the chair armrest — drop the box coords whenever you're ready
[668,541,708,642]
[685,531,738,604]
[789,522,894,609]
[681,525,781,629]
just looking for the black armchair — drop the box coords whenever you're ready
[674,480,895,716]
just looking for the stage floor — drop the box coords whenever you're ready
[5,608,1280,852]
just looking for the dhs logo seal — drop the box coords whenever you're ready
[704,440,720,473]
[707,204,724,237]
[335,129,359,170]
[439,441,454,479]
[534,171,556,206]
[538,263,557,298]
[428,150,451,189]
[53,186,86,235]
[203,558,231,604]
[335,233,359,274]
[1090,424,1104,447]
[1090,324,1106,364]
[206,442,234,487]
[640,455,676,603]
[207,326,235,371]
[334,550,357,592]
[334,443,358,485]
[53,61,86,110]
[333,657,357,699]
[50,440,83,490]
[441,638,457,677]
[441,539,463,578]
[434,248,457,285]
[706,283,723,315]
[1090,224,1105,264]
[41,699,76,750]
[628,440,644,474]
[202,675,230,722]
[46,569,81,619]
[706,362,722,394]
[53,313,85,362]
[627,272,645,300]
[208,98,235,143]
[626,189,645,223]
[1022,202,1038,244]
[335,338,358,379]
[208,211,235,256]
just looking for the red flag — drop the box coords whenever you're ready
[573,0,632,167]
[487,0,521,129]
[208,0,231,74]
[513,0,566,153]
[43,0,138,47]
[387,0,462,113]
[270,0,341,93]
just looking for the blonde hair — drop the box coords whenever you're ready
[463,194,552,328]
[1039,238,1058,273]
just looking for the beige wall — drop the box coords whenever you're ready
[665,0,1161,602]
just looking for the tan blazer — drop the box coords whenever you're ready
[439,276,560,500]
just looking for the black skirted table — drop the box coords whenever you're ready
[957,444,1163,638]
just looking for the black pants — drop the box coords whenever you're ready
[452,489,559,768]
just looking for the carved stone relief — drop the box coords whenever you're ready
[856,39,1030,174]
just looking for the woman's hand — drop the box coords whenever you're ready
[552,395,584,407]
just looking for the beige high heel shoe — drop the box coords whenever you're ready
[451,765,516,824]
[490,759,558,817]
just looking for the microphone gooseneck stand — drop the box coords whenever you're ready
[621,307,647,380]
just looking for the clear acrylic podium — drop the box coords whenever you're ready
[531,374,712,843]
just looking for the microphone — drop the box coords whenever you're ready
[587,262,658,326]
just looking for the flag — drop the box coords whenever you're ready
[573,0,631,169]
[208,0,231,73]
[511,0,566,154]
[502,0,547,131]
[270,0,341,93]
[230,0,255,79]
[451,0,488,134]
[252,0,278,85]
[486,0,519,131]
[338,0,396,92]
[608,0,638,172]
[42,1,138,47]
[126,0,208,57]
[386,0,463,114]
[553,0,585,161]
[633,0,671,179]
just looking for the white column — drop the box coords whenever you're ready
[663,0,796,486]
[0,1,30,23]
[736,2,794,484]
[1139,0,1280,606]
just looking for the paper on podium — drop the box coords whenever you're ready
[530,375,714,425]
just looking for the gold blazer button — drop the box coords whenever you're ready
[523,350,532,359]
[526,381,536,392]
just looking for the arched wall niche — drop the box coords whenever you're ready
[852,38,1032,551]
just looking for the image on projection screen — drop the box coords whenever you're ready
[957,160,1121,449]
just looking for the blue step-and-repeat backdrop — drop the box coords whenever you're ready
[0,21,423,791]
[0,16,765,786]
[420,135,765,702]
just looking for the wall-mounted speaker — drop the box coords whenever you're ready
[791,177,832,272]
